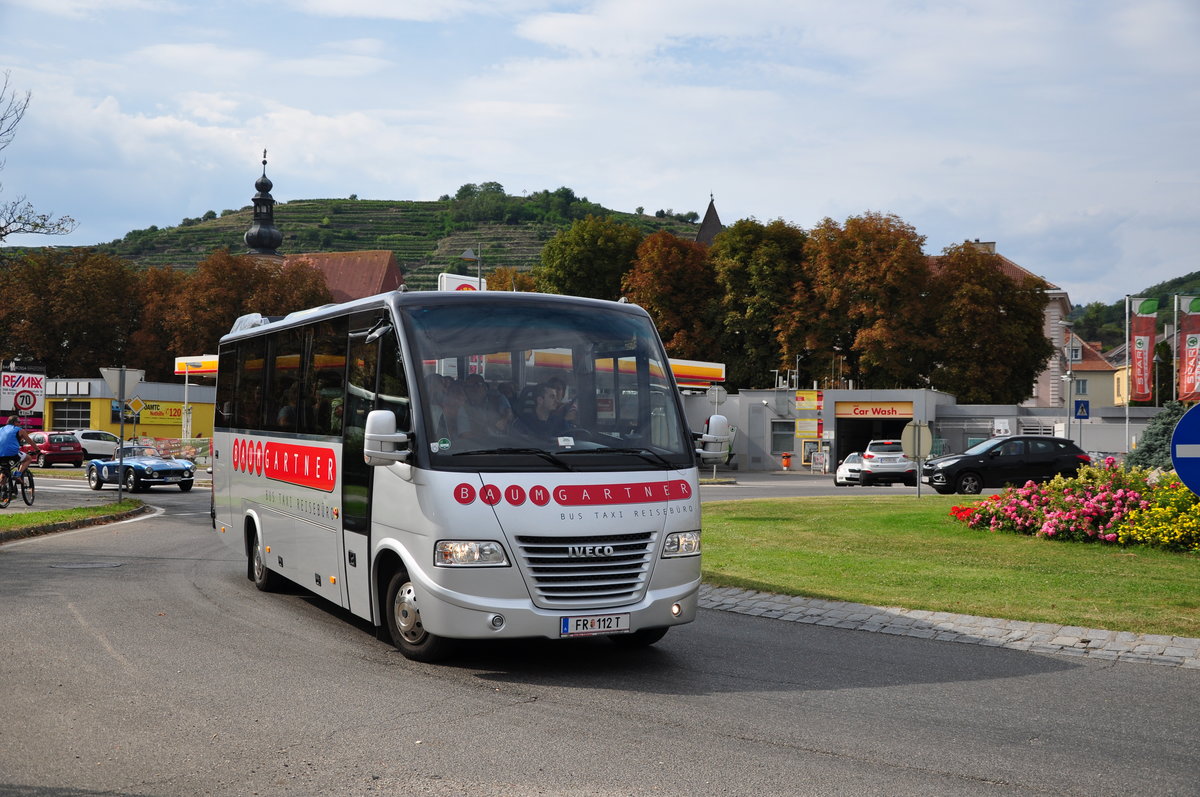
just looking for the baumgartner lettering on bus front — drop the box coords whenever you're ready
[453,479,692,507]
[231,437,337,492]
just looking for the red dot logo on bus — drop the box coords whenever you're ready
[529,486,550,506]
[479,484,502,506]
[453,483,476,505]
[504,485,526,506]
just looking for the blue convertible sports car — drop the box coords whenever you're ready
[86,445,196,492]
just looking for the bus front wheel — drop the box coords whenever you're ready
[384,570,452,663]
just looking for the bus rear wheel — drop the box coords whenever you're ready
[250,527,279,592]
[385,570,452,663]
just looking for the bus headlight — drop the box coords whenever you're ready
[435,540,509,567]
[662,531,701,558]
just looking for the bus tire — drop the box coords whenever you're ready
[250,526,279,592]
[610,626,669,648]
[384,570,452,662]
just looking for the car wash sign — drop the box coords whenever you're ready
[1,361,46,421]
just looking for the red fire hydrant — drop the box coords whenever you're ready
[781,452,792,471]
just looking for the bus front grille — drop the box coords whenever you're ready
[514,531,656,609]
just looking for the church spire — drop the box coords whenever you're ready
[695,194,724,246]
[244,150,283,256]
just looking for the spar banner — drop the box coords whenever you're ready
[1130,297,1158,402]
[1179,296,1200,402]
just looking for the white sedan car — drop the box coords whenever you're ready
[834,452,862,486]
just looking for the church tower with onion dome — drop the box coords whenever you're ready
[244,150,283,258]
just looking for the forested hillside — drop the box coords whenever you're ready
[1071,271,1200,350]
[66,184,701,290]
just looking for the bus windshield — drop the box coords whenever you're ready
[399,298,694,472]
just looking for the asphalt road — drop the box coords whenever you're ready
[0,487,1196,796]
[0,470,198,515]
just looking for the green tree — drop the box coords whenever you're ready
[621,232,721,361]
[533,215,643,300]
[710,218,808,390]
[927,242,1054,403]
[1073,301,1123,350]
[1126,400,1186,470]
[780,212,930,389]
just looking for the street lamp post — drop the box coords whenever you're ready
[1059,321,1074,441]
[459,246,482,288]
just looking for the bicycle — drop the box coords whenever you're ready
[0,461,34,508]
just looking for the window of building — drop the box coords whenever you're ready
[1075,378,1088,395]
[770,420,794,454]
[51,401,90,430]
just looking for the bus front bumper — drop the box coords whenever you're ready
[406,572,701,641]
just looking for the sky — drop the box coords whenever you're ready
[1,0,1197,306]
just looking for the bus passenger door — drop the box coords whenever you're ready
[340,334,379,621]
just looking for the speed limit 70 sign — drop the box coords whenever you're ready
[2,370,45,415]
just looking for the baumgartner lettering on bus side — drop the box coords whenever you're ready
[212,290,729,663]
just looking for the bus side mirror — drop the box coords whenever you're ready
[696,414,730,463]
[364,409,411,466]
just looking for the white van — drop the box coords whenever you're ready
[69,429,121,460]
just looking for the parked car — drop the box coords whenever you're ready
[921,435,1091,495]
[69,429,121,460]
[23,431,84,468]
[860,439,916,486]
[834,452,863,486]
[86,445,196,492]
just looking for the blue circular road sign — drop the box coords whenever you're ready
[1170,403,1200,495]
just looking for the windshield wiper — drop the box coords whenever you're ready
[451,448,574,471]
[559,447,675,468]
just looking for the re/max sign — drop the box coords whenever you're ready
[2,374,43,389]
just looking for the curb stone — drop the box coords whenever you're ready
[699,584,1200,669]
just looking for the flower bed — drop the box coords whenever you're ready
[949,457,1200,553]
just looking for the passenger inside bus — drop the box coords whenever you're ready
[515,383,572,438]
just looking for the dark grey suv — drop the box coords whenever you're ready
[921,435,1091,495]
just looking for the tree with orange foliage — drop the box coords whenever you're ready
[165,249,332,360]
[127,265,188,381]
[622,232,720,362]
[485,265,535,292]
[781,212,932,389]
[0,248,139,378]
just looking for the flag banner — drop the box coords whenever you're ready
[1179,297,1200,402]
[1130,297,1158,402]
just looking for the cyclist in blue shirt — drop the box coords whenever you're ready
[0,415,36,489]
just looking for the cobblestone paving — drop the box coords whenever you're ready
[699,585,1200,669]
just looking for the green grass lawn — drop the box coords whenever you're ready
[702,495,1200,638]
[0,499,142,532]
